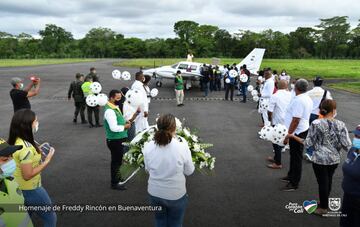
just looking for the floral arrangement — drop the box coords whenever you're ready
[121,118,215,177]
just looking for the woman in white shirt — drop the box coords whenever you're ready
[143,114,195,227]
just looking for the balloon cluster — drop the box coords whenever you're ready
[85,82,109,107]
[239,74,248,83]
[112,70,132,81]
[258,124,288,146]
[258,98,270,113]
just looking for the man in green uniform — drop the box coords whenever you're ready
[0,138,33,227]
[174,70,184,107]
[87,67,100,83]
[68,73,87,124]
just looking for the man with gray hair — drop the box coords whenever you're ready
[10,76,41,112]
[281,79,313,191]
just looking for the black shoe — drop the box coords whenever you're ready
[281,183,298,192]
[95,124,103,128]
[89,124,94,128]
[180,103,184,106]
[111,184,127,191]
[280,176,290,183]
[73,119,77,123]
[81,120,88,124]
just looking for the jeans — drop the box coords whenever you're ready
[312,163,338,209]
[209,80,215,92]
[215,79,221,91]
[340,193,360,227]
[225,84,234,101]
[306,114,319,156]
[86,105,100,126]
[273,143,283,165]
[288,131,308,187]
[149,194,188,227]
[106,138,126,185]
[240,83,248,102]
[74,101,86,122]
[202,82,209,97]
[22,187,57,227]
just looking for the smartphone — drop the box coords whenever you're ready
[40,143,51,157]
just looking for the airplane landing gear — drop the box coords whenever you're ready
[156,81,162,87]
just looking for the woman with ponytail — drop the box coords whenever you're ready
[289,99,352,216]
[143,114,195,227]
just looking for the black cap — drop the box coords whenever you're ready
[0,138,22,157]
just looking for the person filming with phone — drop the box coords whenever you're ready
[10,75,41,112]
[8,109,56,227]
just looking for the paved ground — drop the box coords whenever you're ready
[0,59,359,227]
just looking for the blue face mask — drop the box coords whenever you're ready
[0,159,16,178]
[353,138,360,149]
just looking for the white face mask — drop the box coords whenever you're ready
[290,84,295,89]
[19,83,24,90]
[282,72,286,76]
[32,121,39,133]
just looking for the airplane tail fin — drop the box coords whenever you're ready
[237,48,266,75]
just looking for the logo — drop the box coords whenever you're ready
[285,202,304,214]
[329,198,341,212]
[303,200,317,214]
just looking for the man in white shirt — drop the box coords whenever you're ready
[304,76,332,160]
[266,80,292,169]
[131,71,149,133]
[281,79,313,191]
[260,70,275,126]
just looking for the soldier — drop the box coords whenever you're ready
[68,73,87,124]
[87,67,100,83]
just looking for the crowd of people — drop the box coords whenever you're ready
[1,62,359,227]
[256,68,359,224]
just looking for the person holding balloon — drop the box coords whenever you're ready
[82,75,102,128]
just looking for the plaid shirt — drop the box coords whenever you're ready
[305,118,352,165]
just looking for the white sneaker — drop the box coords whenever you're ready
[304,153,312,161]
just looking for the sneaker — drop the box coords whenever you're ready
[280,176,290,183]
[281,183,298,192]
[267,163,282,169]
[73,119,77,123]
[304,153,312,162]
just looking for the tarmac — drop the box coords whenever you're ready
[0,59,359,227]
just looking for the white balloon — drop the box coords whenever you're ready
[90,82,102,94]
[86,95,99,107]
[258,125,275,141]
[259,98,270,113]
[225,78,231,84]
[112,70,121,80]
[228,70,238,78]
[251,90,258,96]
[247,85,254,92]
[150,88,159,97]
[253,96,259,102]
[239,74,248,83]
[271,124,289,146]
[125,89,143,108]
[122,71,131,81]
[97,93,108,106]
[258,76,264,82]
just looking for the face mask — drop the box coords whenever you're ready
[19,83,24,90]
[282,73,286,76]
[290,84,295,89]
[353,138,360,149]
[32,121,39,133]
[0,159,16,178]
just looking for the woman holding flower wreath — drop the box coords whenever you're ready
[143,114,195,227]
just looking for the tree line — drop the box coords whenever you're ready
[1,16,360,59]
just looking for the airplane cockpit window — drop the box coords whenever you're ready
[178,64,188,70]
[171,63,179,69]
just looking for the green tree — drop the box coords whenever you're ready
[39,24,73,57]
[81,27,117,58]
[174,20,199,54]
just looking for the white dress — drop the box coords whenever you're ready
[131,81,149,133]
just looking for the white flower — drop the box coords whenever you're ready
[183,128,191,137]
[193,144,201,152]
[199,161,206,169]
[148,134,154,142]
[191,135,198,142]
[205,152,211,158]
[175,118,182,130]
[131,132,144,144]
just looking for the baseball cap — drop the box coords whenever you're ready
[0,138,22,157]
[353,125,360,136]
[10,77,22,86]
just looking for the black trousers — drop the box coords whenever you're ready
[225,84,234,101]
[312,163,338,209]
[340,193,360,227]
[288,130,308,187]
[273,143,283,165]
[74,101,86,122]
[86,105,100,125]
[106,138,126,185]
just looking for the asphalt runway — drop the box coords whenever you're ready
[0,60,359,227]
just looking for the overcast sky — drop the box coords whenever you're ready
[0,0,359,39]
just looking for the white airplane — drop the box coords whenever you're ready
[143,48,266,88]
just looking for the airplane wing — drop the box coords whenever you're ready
[237,48,266,75]
[181,71,203,79]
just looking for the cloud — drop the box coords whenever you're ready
[0,0,359,39]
